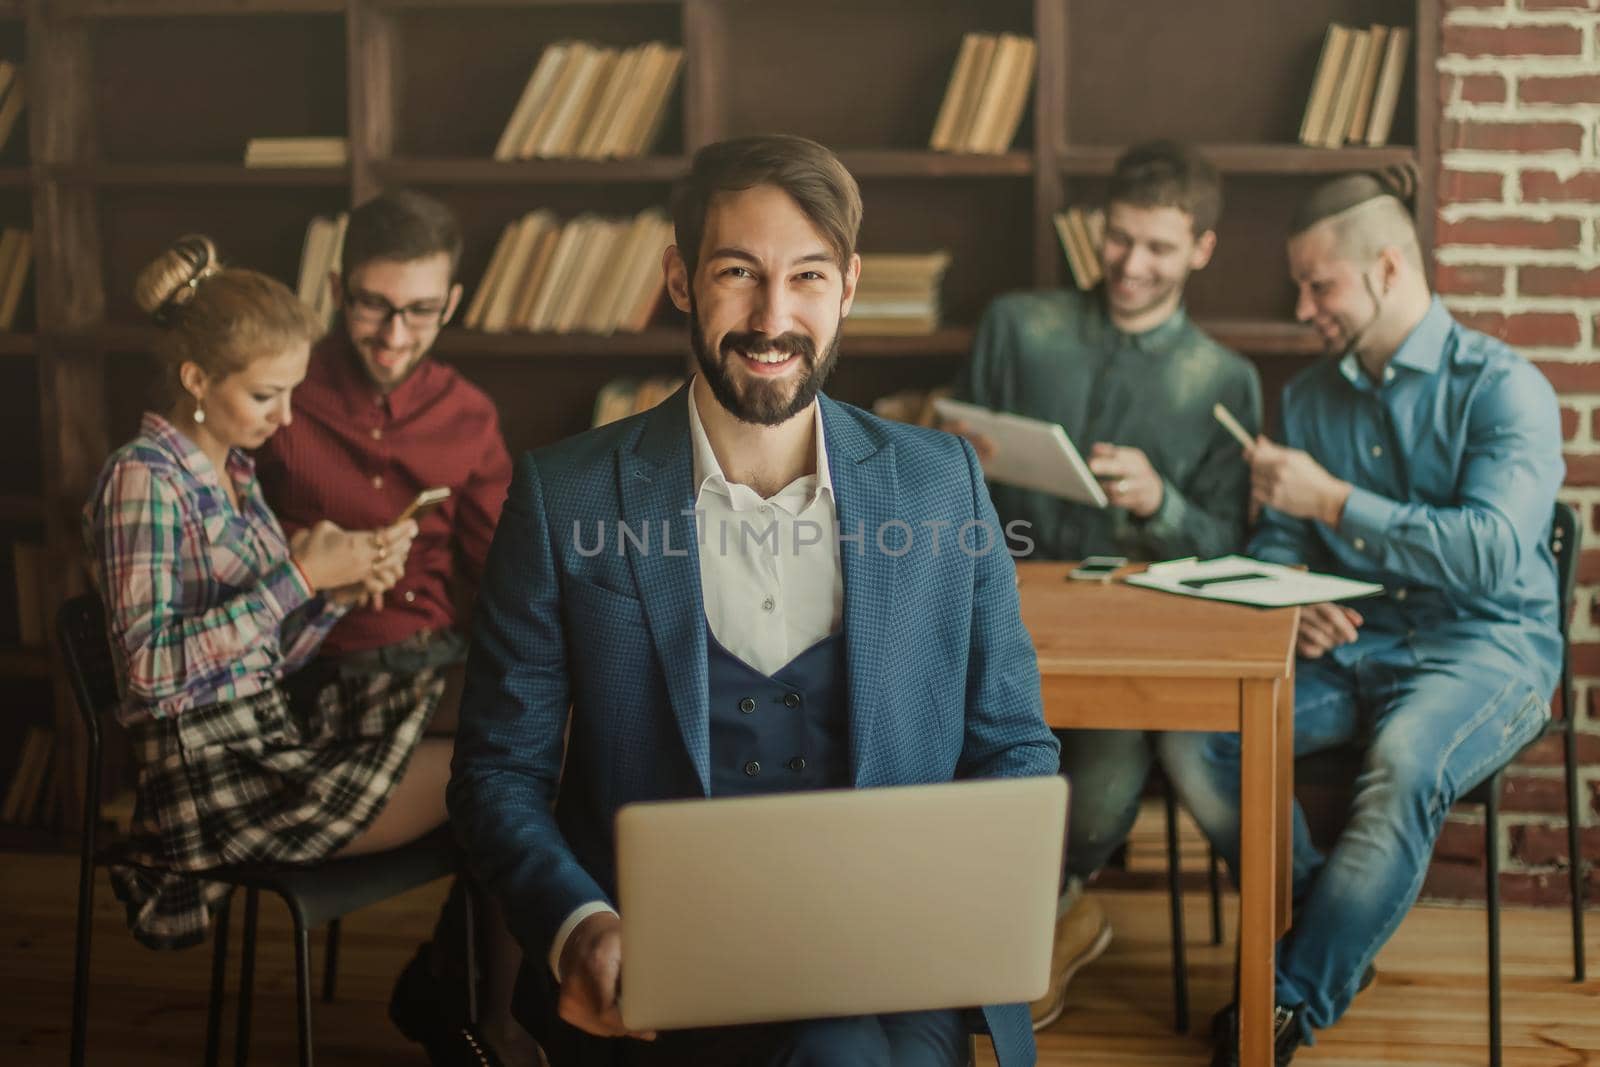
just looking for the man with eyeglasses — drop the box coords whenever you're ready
[256,188,523,1064]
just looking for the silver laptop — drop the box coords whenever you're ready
[615,776,1068,1031]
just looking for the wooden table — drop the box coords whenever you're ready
[1017,563,1299,1067]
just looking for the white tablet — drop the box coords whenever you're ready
[934,397,1108,508]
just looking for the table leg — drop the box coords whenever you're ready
[1238,678,1281,1067]
[1276,674,1293,937]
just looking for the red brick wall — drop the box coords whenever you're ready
[1424,0,1599,908]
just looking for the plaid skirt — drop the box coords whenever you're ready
[112,665,444,949]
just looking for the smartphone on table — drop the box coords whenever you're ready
[396,486,451,524]
[1068,555,1128,581]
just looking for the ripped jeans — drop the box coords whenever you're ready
[1159,637,1549,1037]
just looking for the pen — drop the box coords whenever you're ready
[1212,403,1254,450]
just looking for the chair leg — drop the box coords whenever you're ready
[69,849,98,1067]
[293,911,315,1067]
[1563,725,1586,983]
[236,887,259,1067]
[463,878,480,1026]
[1486,781,1503,1067]
[204,892,233,1067]
[1163,783,1190,1034]
[321,919,340,1004]
[1208,846,1225,946]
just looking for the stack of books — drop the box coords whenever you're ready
[929,33,1037,154]
[0,62,24,155]
[1053,207,1104,291]
[10,540,43,646]
[463,207,673,335]
[1298,23,1411,148]
[850,252,952,335]
[872,386,950,429]
[592,376,686,427]
[0,228,31,330]
[494,40,685,161]
[243,136,350,168]
[294,213,348,330]
[2,725,55,829]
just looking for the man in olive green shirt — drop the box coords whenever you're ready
[955,141,1263,1031]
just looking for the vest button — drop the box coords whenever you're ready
[783,692,801,709]
[738,697,756,714]
[787,757,806,771]
[743,760,761,777]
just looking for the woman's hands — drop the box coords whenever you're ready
[290,519,419,609]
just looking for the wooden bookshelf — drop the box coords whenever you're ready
[54,163,350,187]
[373,156,688,185]
[3,0,1438,841]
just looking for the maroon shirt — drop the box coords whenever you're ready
[257,333,512,656]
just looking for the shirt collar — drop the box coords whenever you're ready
[140,411,254,490]
[319,327,443,420]
[1099,293,1192,355]
[687,380,834,511]
[1338,297,1451,388]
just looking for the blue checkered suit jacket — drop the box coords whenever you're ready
[450,389,1060,1067]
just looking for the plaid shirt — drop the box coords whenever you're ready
[85,413,346,724]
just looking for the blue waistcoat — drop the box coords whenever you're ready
[706,625,848,796]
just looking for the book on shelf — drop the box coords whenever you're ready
[11,539,44,647]
[929,33,1035,154]
[243,136,349,168]
[1345,24,1388,145]
[0,227,32,330]
[592,376,686,428]
[1321,28,1370,149]
[1365,26,1411,147]
[495,40,685,162]
[1298,24,1350,148]
[1053,207,1104,291]
[1,725,52,827]
[1298,22,1410,148]
[466,207,673,336]
[849,251,951,336]
[0,62,23,156]
[294,213,347,330]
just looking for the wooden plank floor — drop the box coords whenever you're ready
[2,850,1597,1066]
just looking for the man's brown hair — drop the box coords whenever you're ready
[342,188,464,279]
[1107,141,1223,237]
[670,135,862,277]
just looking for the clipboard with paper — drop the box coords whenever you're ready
[1125,555,1383,609]
[932,398,1108,508]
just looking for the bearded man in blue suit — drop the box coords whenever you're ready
[449,134,1061,1067]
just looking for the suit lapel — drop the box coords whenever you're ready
[619,391,711,796]
[823,397,897,786]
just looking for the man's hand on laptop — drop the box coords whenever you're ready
[557,912,658,1041]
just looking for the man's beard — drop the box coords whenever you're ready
[689,299,841,427]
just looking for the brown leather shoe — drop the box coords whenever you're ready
[1029,891,1113,1031]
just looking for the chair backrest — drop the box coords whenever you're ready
[1550,502,1580,720]
[55,592,120,833]
[1551,502,1579,640]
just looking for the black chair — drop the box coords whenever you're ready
[1169,502,1586,1062]
[61,592,473,1067]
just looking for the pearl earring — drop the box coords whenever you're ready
[193,404,206,425]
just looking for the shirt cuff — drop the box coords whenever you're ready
[550,901,620,982]
[1132,476,1187,544]
[260,558,315,620]
[1337,485,1399,554]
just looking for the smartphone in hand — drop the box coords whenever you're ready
[396,486,451,524]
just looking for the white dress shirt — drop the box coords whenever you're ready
[549,385,846,979]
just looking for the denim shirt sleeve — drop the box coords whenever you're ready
[1335,359,1563,599]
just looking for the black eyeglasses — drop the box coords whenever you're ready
[344,286,449,330]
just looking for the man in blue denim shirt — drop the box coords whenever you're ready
[1161,175,1564,1066]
